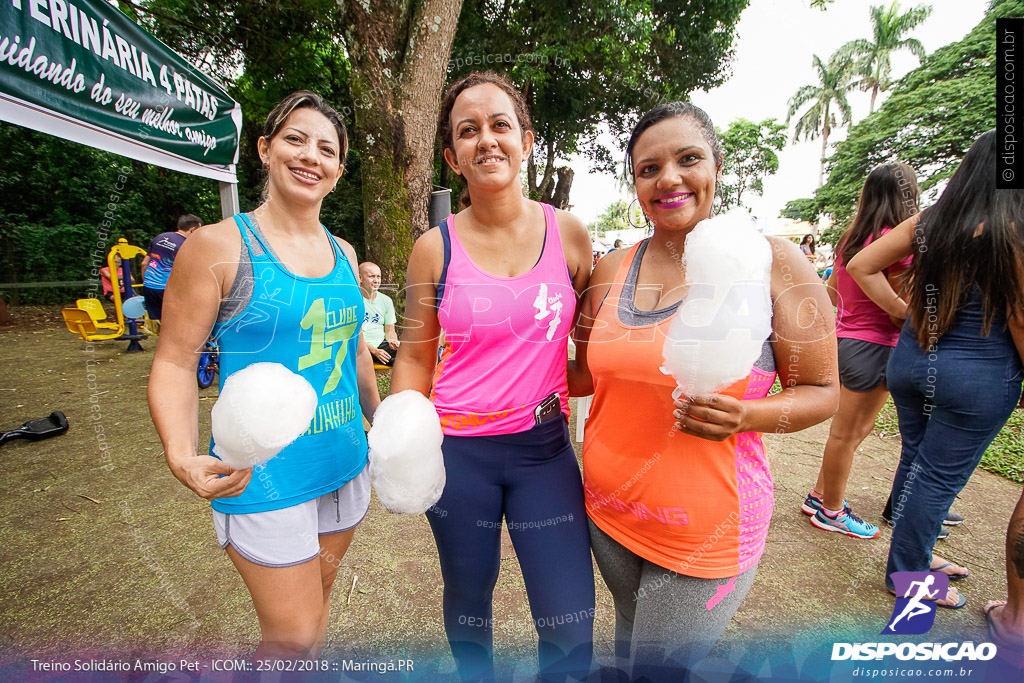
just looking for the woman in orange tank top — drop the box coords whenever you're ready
[568,103,839,681]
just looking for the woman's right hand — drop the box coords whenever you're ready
[169,454,253,500]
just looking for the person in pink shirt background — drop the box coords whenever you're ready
[803,163,928,542]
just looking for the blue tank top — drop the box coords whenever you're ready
[210,214,368,514]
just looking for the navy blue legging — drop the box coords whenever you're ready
[426,418,594,682]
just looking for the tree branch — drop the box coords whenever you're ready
[118,0,234,41]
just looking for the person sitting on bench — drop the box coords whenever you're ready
[359,261,399,366]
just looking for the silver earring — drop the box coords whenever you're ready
[627,198,650,229]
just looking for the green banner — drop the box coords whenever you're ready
[0,0,240,180]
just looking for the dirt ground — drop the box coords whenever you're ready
[0,304,1021,681]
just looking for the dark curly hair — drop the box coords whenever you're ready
[437,71,532,153]
[624,102,723,184]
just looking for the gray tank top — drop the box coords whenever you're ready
[216,212,337,323]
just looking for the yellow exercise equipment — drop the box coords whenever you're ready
[61,239,150,346]
[74,298,120,331]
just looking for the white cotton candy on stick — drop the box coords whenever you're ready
[368,390,446,515]
[661,210,774,399]
[211,362,318,469]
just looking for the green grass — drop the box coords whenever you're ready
[874,397,1024,484]
[376,369,392,398]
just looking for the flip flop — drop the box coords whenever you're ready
[937,590,968,609]
[888,587,967,609]
[984,602,1024,656]
[932,562,969,581]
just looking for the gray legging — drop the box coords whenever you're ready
[589,519,756,681]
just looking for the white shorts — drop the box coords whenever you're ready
[213,464,370,567]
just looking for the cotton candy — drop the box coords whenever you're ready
[368,390,445,514]
[661,210,773,398]
[211,362,318,469]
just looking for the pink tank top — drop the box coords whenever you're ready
[430,203,575,436]
[835,227,912,347]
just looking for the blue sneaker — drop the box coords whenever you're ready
[811,507,880,539]
[801,493,849,516]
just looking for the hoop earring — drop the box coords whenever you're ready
[627,198,650,229]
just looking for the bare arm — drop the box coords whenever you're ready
[847,214,919,319]
[567,249,628,397]
[826,267,838,308]
[147,223,252,499]
[140,255,150,272]
[339,240,381,421]
[1010,314,1024,370]
[675,237,839,438]
[390,229,444,397]
[555,208,596,335]
[384,323,399,348]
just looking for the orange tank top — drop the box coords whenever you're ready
[582,241,777,579]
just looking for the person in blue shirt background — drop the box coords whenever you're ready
[142,214,201,324]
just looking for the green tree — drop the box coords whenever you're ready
[588,199,630,238]
[339,0,462,286]
[816,0,1019,229]
[780,197,821,223]
[786,51,857,188]
[447,0,749,208]
[135,0,462,285]
[838,2,932,114]
[0,123,222,303]
[717,118,787,212]
[132,0,368,254]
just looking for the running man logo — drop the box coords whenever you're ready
[883,571,949,635]
[531,282,564,341]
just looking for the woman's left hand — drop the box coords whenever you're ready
[673,394,748,441]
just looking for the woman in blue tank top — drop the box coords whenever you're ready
[148,91,380,659]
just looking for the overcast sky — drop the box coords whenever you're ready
[568,0,988,227]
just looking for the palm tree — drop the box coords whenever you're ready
[787,52,857,187]
[840,2,932,114]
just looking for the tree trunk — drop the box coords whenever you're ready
[536,137,556,201]
[341,0,463,290]
[869,85,878,114]
[818,122,831,188]
[527,148,537,196]
[550,167,574,210]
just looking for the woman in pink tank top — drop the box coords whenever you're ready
[390,72,595,682]
[803,164,928,542]
[568,102,839,680]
